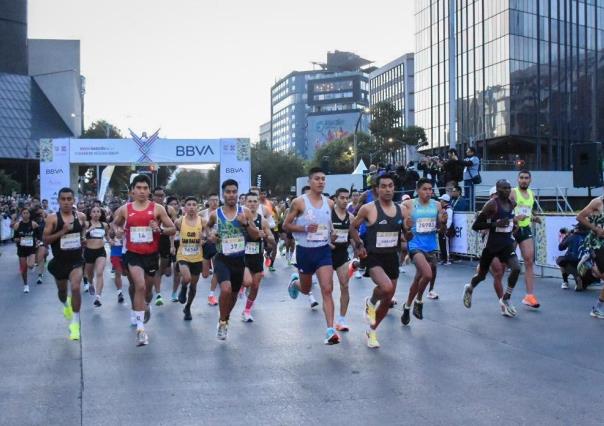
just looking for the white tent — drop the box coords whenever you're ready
[352,159,367,175]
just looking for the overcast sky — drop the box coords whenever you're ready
[29,0,415,141]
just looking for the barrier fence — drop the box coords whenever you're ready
[449,212,577,269]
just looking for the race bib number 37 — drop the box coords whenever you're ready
[223,236,245,255]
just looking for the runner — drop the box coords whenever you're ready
[201,193,219,306]
[351,173,404,348]
[401,178,447,325]
[510,170,542,309]
[283,167,340,345]
[83,206,110,307]
[13,207,39,293]
[241,191,276,322]
[576,193,604,318]
[43,187,86,341]
[205,180,260,340]
[330,188,354,332]
[152,187,177,306]
[30,205,47,285]
[258,190,279,272]
[166,196,183,302]
[112,175,176,346]
[462,179,521,317]
[108,222,126,304]
[175,197,206,321]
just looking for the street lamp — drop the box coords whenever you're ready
[353,107,371,172]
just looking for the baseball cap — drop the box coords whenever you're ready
[439,194,451,202]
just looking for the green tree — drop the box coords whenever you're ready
[369,101,405,162]
[311,132,376,173]
[0,170,21,194]
[168,166,220,199]
[401,125,428,148]
[251,142,305,197]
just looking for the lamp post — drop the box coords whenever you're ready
[353,107,371,172]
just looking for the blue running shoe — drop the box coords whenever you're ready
[324,327,340,345]
[288,273,300,299]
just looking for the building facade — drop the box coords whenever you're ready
[369,53,415,128]
[270,51,372,159]
[415,0,604,170]
[258,121,271,146]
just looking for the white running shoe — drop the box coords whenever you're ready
[309,293,319,309]
[23,285,30,294]
[427,291,439,300]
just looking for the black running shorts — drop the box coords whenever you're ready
[123,251,159,277]
[213,254,245,293]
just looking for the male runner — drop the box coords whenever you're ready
[330,188,354,332]
[284,167,340,345]
[167,196,183,302]
[30,205,47,285]
[401,178,447,325]
[206,180,260,340]
[463,179,521,317]
[576,193,604,318]
[259,190,279,272]
[510,170,542,309]
[351,174,404,348]
[175,197,206,321]
[241,192,276,322]
[152,187,178,306]
[112,175,175,346]
[43,188,86,341]
[201,193,220,305]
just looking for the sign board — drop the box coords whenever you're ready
[39,138,71,212]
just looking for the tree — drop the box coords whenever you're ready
[168,167,220,199]
[369,101,405,162]
[401,125,428,148]
[0,170,21,194]
[81,120,123,139]
[310,132,374,173]
[251,142,305,197]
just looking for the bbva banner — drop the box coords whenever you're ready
[39,138,71,212]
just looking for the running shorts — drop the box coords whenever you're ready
[213,254,245,293]
[123,251,159,277]
[515,225,533,244]
[479,244,517,272]
[295,245,332,275]
[365,251,400,280]
[245,254,264,274]
[177,260,203,277]
[84,247,106,264]
[48,257,83,281]
[331,246,350,270]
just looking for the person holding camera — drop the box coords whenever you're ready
[463,147,481,211]
[557,224,588,290]
[442,149,465,190]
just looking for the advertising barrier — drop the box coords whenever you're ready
[40,138,71,213]
[448,213,577,268]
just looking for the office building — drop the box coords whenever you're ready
[258,121,271,146]
[369,53,415,128]
[270,51,372,159]
[415,0,604,170]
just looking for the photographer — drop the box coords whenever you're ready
[463,147,481,211]
[442,149,465,190]
[557,224,588,290]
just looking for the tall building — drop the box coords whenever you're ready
[270,51,372,159]
[258,121,271,146]
[0,0,83,193]
[369,53,415,127]
[415,0,604,170]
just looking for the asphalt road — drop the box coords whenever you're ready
[1,243,603,426]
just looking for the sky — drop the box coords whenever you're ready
[28,0,416,141]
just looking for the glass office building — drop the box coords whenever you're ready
[415,0,604,170]
[369,53,415,128]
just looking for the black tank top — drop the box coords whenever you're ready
[16,221,36,246]
[86,222,106,240]
[365,201,403,254]
[331,208,350,249]
[51,212,84,261]
[245,213,264,255]
[486,197,515,248]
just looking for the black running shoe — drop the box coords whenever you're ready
[93,298,102,307]
[183,307,192,321]
[117,293,124,304]
[179,285,187,304]
[401,306,411,325]
[413,301,423,320]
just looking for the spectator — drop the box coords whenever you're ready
[451,185,469,211]
[442,149,465,190]
[401,162,420,197]
[463,147,481,211]
[438,194,454,265]
[557,224,589,290]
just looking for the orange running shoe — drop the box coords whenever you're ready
[208,295,218,306]
[522,294,540,308]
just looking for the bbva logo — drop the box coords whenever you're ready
[176,145,215,156]
[45,169,64,174]
[226,168,243,173]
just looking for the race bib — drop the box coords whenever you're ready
[182,244,200,256]
[90,228,105,238]
[245,241,260,255]
[130,226,153,244]
[416,218,436,233]
[334,229,349,243]
[20,236,34,247]
[60,232,81,250]
[307,224,329,242]
[496,223,514,233]
[517,206,532,217]
[376,232,398,248]
[222,235,245,255]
